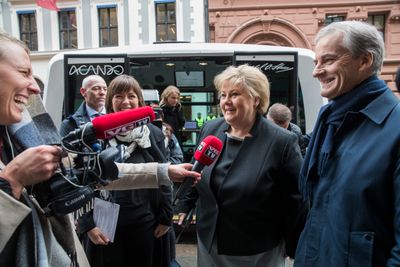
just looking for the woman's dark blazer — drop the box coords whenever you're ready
[179,115,306,257]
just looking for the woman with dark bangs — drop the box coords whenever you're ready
[79,74,173,267]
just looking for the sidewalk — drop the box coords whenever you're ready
[175,228,197,267]
[175,239,294,267]
[176,243,197,267]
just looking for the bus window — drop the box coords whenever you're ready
[234,52,299,125]
[129,56,231,92]
[298,82,306,133]
[180,92,217,156]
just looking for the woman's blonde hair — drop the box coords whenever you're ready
[105,74,144,113]
[159,85,181,109]
[0,31,29,61]
[214,64,270,114]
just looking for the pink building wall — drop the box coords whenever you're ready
[209,0,400,92]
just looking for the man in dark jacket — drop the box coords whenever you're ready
[59,75,107,137]
[294,21,400,267]
[267,103,306,156]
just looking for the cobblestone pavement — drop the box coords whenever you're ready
[172,204,295,266]
[174,227,197,267]
[175,231,294,267]
[176,243,197,267]
[176,244,294,267]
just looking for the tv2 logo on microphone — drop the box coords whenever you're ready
[103,117,151,138]
[197,141,220,160]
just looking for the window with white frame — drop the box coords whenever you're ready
[59,8,77,49]
[18,11,38,51]
[98,5,118,47]
[155,0,176,42]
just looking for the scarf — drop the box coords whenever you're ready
[300,75,388,199]
[7,94,61,148]
[108,125,151,162]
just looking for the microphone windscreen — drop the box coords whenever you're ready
[194,135,223,166]
[92,106,155,139]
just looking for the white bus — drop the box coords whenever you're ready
[43,42,324,158]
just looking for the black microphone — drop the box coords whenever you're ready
[174,135,223,205]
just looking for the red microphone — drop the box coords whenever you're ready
[92,106,155,139]
[62,106,155,143]
[174,135,223,204]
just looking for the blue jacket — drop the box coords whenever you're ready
[294,89,400,266]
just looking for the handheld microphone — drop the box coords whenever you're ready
[62,106,155,144]
[174,135,223,205]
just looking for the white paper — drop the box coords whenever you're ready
[93,197,120,243]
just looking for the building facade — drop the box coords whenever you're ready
[0,0,206,86]
[208,0,400,92]
[1,0,398,92]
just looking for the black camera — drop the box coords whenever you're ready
[34,170,96,217]
[34,139,120,217]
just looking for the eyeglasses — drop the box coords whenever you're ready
[90,86,107,92]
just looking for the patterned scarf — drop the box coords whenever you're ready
[108,125,151,162]
[7,94,61,148]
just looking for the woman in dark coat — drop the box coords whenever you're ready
[159,85,185,145]
[178,65,306,267]
[79,75,173,267]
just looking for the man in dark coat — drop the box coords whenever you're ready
[267,102,306,156]
[294,21,400,267]
[59,75,107,137]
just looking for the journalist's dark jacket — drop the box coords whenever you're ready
[179,115,306,257]
[59,102,91,137]
[77,123,172,233]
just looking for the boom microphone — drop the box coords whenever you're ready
[62,106,155,144]
[174,135,223,205]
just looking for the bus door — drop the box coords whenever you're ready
[64,54,129,118]
[233,52,302,129]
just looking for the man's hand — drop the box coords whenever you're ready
[0,145,65,199]
[87,227,110,245]
[168,163,201,183]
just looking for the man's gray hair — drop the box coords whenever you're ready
[267,103,292,125]
[315,21,384,75]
